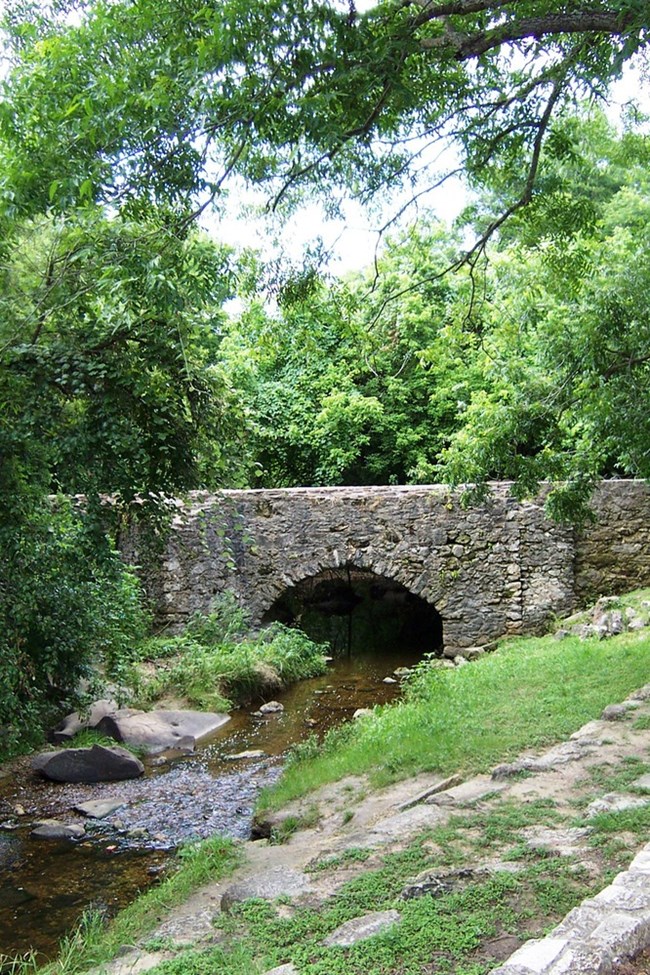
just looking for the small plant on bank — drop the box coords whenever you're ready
[127,593,329,711]
[269,805,321,845]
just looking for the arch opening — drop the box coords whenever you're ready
[262,566,443,658]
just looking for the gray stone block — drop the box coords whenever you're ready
[322,910,401,947]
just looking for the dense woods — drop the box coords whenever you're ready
[0,0,648,750]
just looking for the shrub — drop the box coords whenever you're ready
[0,497,149,758]
[133,600,329,710]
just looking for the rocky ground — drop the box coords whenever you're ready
[89,680,650,975]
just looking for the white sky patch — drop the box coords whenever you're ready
[203,165,469,276]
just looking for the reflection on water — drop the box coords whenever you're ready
[0,643,422,964]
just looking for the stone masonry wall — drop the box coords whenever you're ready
[131,481,650,653]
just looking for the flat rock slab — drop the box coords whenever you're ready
[632,774,650,791]
[220,868,312,912]
[31,822,86,840]
[96,709,230,755]
[369,803,447,839]
[263,966,298,975]
[521,826,592,857]
[88,949,170,975]
[33,745,144,783]
[492,738,600,780]
[587,792,650,817]
[429,774,507,806]
[75,799,126,819]
[322,909,401,947]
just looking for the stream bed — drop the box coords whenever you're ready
[0,644,422,963]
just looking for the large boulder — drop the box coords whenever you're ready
[95,708,231,754]
[51,699,119,743]
[32,745,144,783]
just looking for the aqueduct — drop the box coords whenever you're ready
[130,481,650,654]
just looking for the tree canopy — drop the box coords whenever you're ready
[2,0,648,242]
[220,108,650,514]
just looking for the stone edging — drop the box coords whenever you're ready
[490,844,650,974]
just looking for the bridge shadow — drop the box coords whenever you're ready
[262,566,443,659]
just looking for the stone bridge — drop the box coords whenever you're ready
[132,481,650,653]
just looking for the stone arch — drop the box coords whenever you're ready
[257,548,440,620]
[261,561,444,657]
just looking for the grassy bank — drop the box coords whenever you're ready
[2,836,242,975]
[126,596,329,712]
[258,595,650,813]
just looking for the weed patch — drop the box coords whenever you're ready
[585,805,650,837]
[307,848,372,873]
[203,850,595,975]
[130,595,328,710]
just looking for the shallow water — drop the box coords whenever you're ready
[0,643,422,963]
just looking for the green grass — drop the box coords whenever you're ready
[258,626,650,812]
[581,757,650,797]
[307,847,372,873]
[133,622,329,711]
[57,729,147,758]
[145,839,594,975]
[0,836,242,975]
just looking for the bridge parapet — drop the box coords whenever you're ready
[129,481,650,653]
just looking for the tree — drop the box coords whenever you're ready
[2,0,647,246]
[0,209,249,507]
[0,203,250,754]
[221,107,650,514]
[439,108,650,516]
[222,221,485,486]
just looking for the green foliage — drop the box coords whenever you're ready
[440,109,650,515]
[2,0,645,231]
[133,598,329,710]
[0,497,148,759]
[222,222,483,486]
[219,110,650,507]
[197,842,589,975]
[0,212,248,505]
[0,0,648,765]
[0,163,249,759]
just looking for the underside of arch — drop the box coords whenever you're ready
[262,565,443,657]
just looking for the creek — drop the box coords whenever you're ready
[0,640,424,964]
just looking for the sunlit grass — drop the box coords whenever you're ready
[259,616,650,812]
